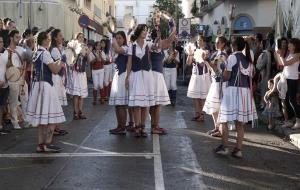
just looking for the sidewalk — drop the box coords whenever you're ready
[274,124,300,149]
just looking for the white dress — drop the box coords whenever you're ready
[127,41,155,107]
[51,47,68,106]
[66,56,88,98]
[26,47,65,126]
[203,51,227,114]
[218,52,257,123]
[109,46,129,105]
[151,51,170,105]
[187,48,211,99]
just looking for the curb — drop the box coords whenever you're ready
[274,124,300,149]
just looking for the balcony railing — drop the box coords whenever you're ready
[196,0,224,17]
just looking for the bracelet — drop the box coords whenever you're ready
[188,54,194,56]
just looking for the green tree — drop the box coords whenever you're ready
[148,0,185,39]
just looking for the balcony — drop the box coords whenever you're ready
[196,0,224,17]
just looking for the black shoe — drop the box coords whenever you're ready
[214,144,229,156]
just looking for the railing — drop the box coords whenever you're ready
[197,0,224,17]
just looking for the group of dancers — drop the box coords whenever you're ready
[20,20,179,152]
[187,35,257,158]
[1,18,258,157]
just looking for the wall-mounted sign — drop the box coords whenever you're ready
[78,15,90,28]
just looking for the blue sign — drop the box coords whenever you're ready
[78,15,90,28]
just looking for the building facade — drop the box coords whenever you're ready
[183,0,276,37]
[275,0,300,39]
[115,0,155,31]
[0,0,114,41]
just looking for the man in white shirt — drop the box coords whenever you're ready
[0,36,11,134]
[2,30,27,129]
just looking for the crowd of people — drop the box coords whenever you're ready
[0,17,180,152]
[0,16,300,159]
[185,32,300,158]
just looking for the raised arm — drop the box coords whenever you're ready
[276,51,300,66]
[112,38,126,54]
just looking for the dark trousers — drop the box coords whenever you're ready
[286,79,300,118]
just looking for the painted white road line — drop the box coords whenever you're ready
[60,141,116,153]
[153,134,165,190]
[43,107,117,189]
[0,152,157,158]
[176,111,207,190]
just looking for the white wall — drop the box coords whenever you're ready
[0,0,82,41]
[199,0,276,34]
[115,0,155,28]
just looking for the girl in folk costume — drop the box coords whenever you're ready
[163,47,180,106]
[109,31,129,134]
[102,39,112,101]
[89,41,105,105]
[26,31,66,152]
[50,29,68,136]
[66,33,90,120]
[187,35,211,122]
[214,37,257,159]
[125,24,155,137]
[203,36,228,137]
[149,27,176,135]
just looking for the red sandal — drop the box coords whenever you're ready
[151,126,167,135]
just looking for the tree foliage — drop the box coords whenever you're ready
[148,0,185,39]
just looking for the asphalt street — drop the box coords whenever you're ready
[0,85,300,190]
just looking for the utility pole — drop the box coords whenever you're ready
[29,0,32,29]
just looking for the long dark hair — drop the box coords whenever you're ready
[115,31,127,46]
[131,24,147,42]
[50,28,61,51]
[244,40,253,63]
[289,38,300,53]
[37,31,48,46]
[100,39,109,54]
[93,41,101,51]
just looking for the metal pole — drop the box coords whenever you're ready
[182,39,186,81]
[29,0,32,29]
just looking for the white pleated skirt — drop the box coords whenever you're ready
[187,74,211,99]
[128,70,155,107]
[109,72,128,105]
[152,71,170,106]
[26,82,66,127]
[203,82,227,115]
[66,71,88,98]
[218,86,258,123]
[52,74,68,106]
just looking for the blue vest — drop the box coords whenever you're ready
[228,52,250,88]
[74,55,87,73]
[163,52,177,68]
[33,49,53,86]
[115,53,128,75]
[210,51,227,82]
[192,63,208,75]
[131,44,151,72]
[151,51,164,73]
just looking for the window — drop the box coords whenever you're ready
[84,0,91,10]
[125,6,133,16]
[94,5,101,18]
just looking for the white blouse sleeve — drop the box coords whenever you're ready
[127,43,133,56]
[43,51,54,65]
[51,48,61,61]
[226,54,237,71]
